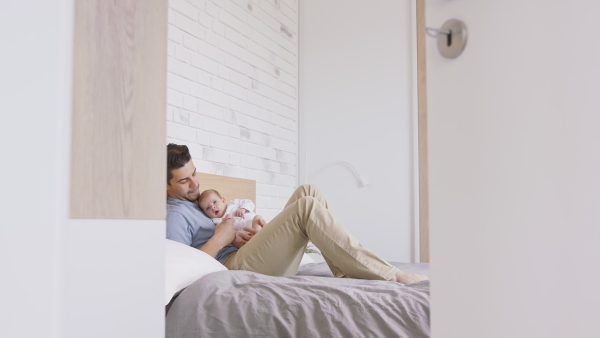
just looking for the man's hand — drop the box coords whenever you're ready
[214,216,236,245]
[200,216,236,257]
[232,232,247,249]
[233,208,248,218]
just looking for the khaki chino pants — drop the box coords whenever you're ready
[223,184,398,281]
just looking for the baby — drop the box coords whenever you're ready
[198,189,266,233]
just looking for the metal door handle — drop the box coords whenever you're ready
[426,19,468,59]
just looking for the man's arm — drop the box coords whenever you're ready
[167,208,237,258]
[199,216,237,257]
[166,212,193,245]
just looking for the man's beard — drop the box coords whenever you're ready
[186,188,199,202]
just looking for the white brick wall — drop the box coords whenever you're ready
[167,0,298,220]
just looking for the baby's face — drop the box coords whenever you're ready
[199,192,227,218]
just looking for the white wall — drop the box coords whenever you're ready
[167,0,299,221]
[300,0,417,262]
[427,1,600,337]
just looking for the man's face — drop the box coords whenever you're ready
[167,160,200,202]
[198,192,227,218]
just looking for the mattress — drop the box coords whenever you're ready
[166,262,430,338]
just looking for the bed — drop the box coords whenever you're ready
[165,173,430,337]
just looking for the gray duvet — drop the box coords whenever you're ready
[166,262,430,338]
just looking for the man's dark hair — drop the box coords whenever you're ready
[167,143,191,184]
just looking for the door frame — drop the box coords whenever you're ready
[416,0,430,262]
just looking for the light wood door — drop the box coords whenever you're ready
[416,0,429,263]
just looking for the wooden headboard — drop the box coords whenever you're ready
[196,172,256,203]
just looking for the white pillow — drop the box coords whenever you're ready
[165,239,227,305]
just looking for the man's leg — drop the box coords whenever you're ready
[224,184,402,281]
[281,184,344,277]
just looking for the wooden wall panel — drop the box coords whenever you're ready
[196,173,257,204]
[70,0,167,219]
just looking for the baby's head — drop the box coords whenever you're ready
[198,189,227,218]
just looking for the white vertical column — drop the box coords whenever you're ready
[0,1,73,337]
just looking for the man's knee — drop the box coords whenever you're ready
[297,183,312,191]
[296,196,323,214]
[297,183,318,195]
[298,195,317,204]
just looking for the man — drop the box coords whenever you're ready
[166,143,428,284]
